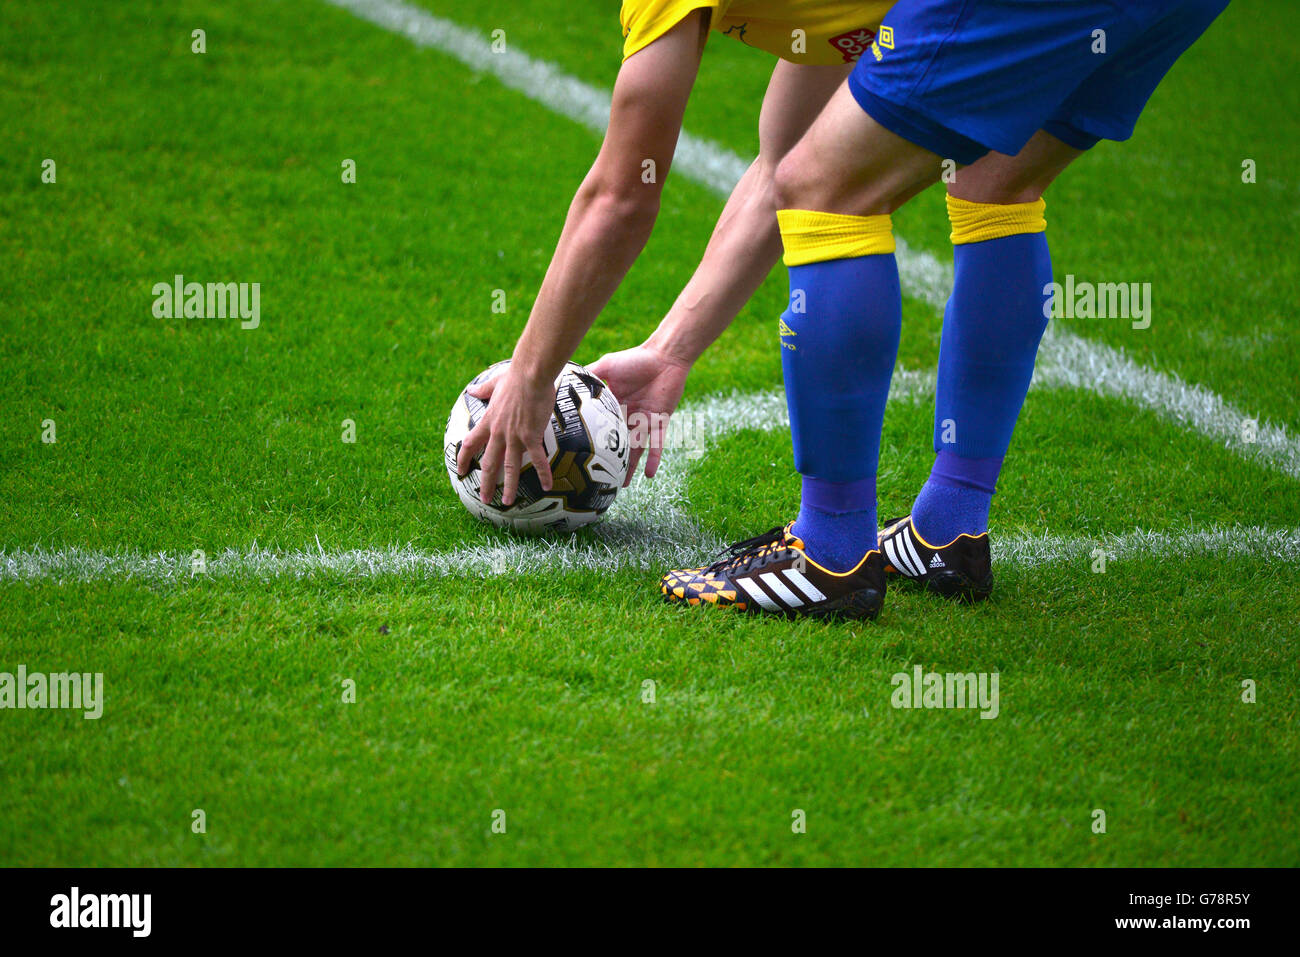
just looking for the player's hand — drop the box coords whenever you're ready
[455,367,555,507]
[588,345,690,486]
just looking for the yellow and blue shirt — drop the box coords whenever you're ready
[621,0,895,65]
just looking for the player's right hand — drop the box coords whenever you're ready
[588,344,691,486]
[455,365,556,508]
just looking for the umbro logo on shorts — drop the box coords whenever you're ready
[870,27,895,62]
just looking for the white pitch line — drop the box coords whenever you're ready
[0,377,919,583]
[323,0,1300,480]
[4,383,1297,582]
[5,524,1297,583]
[999,524,1300,569]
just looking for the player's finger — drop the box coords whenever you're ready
[622,446,644,488]
[626,408,648,453]
[586,358,617,392]
[500,444,522,507]
[478,438,504,504]
[466,376,498,401]
[644,445,663,479]
[526,439,553,493]
[649,412,670,460]
[456,421,487,478]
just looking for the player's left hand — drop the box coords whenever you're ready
[455,368,555,507]
[589,345,689,486]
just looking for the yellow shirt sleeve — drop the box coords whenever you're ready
[620,0,726,61]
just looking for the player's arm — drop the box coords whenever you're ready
[455,10,709,506]
[590,60,853,482]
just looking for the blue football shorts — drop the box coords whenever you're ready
[848,0,1230,164]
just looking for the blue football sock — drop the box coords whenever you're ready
[912,199,1053,543]
[792,476,879,572]
[909,451,1000,545]
[777,211,901,573]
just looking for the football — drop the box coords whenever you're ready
[444,360,630,533]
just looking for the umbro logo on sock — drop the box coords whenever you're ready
[929,553,945,569]
[778,317,797,350]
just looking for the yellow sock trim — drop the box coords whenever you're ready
[777,209,895,266]
[946,195,1046,245]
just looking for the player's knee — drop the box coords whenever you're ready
[948,172,1047,206]
[773,149,815,211]
[951,133,1079,204]
[775,146,906,216]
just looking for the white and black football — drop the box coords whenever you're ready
[444,360,630,533]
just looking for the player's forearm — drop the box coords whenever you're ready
[510,182,659,383]
[645,157,783,367]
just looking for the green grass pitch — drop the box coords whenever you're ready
[1,0,1297,866]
